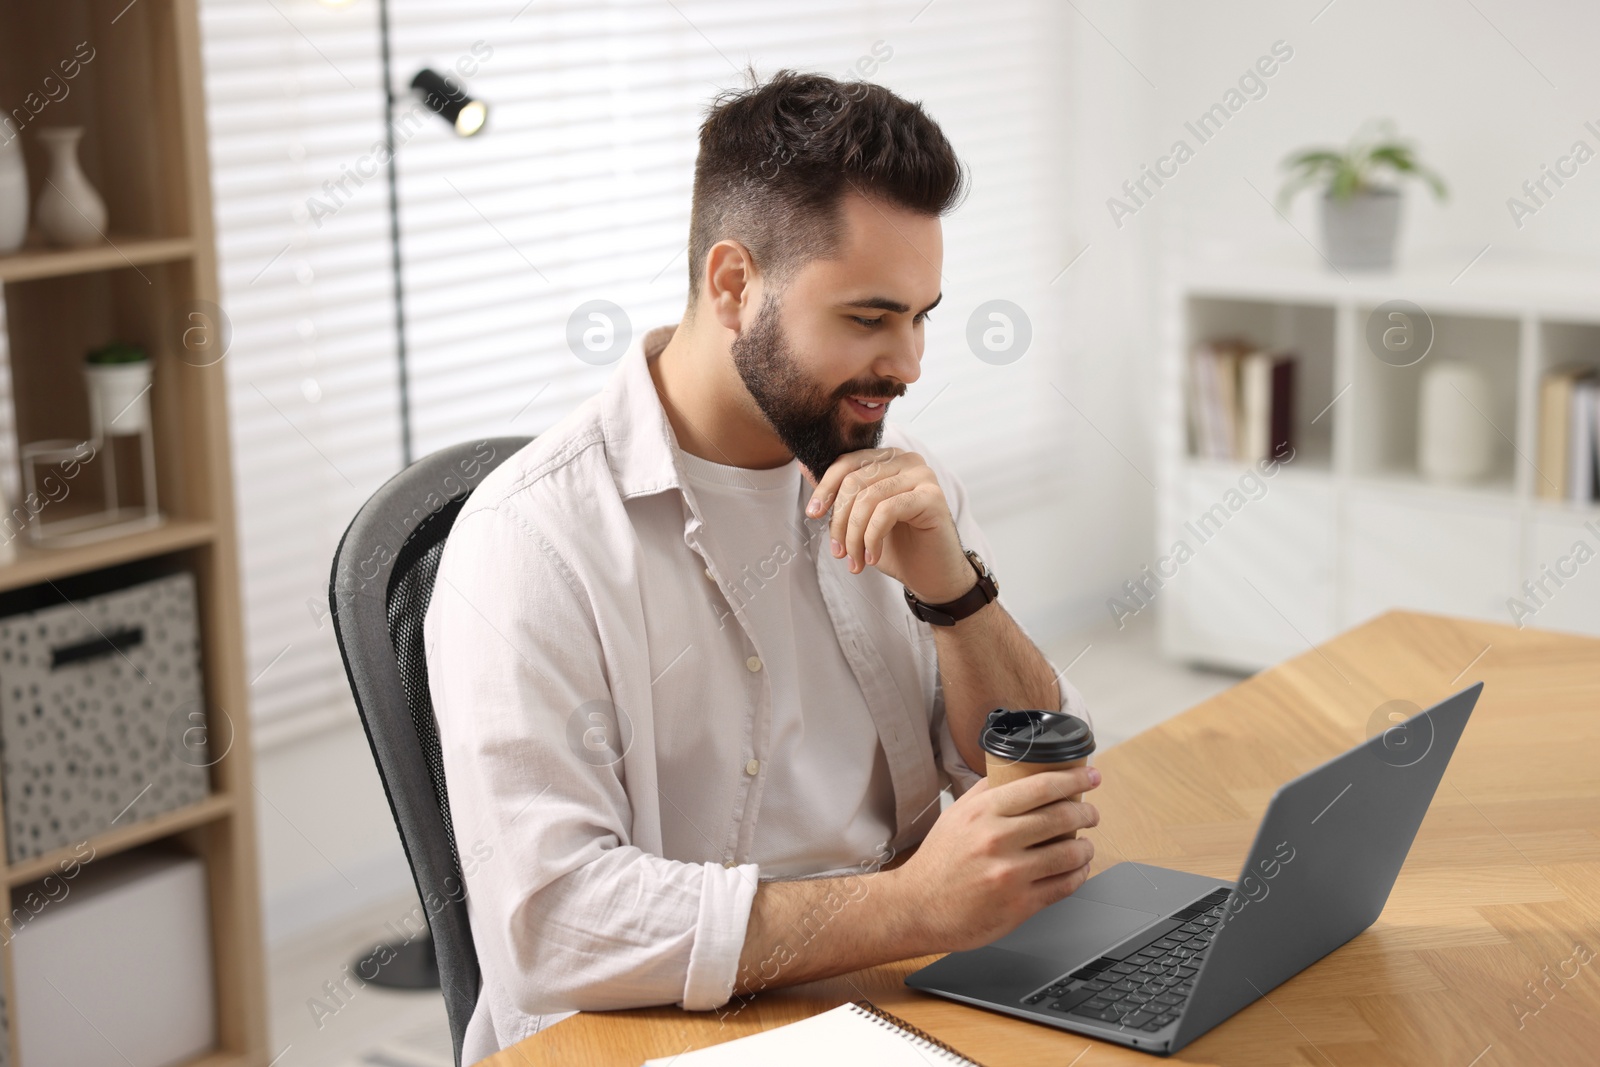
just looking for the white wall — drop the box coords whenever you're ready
[985,1,1161,646]
[1138,0,1600,266]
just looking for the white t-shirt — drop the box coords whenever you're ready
[677,446,897,879]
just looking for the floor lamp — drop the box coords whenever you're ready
[357,0,489,990]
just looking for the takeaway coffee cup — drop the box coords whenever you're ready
[980,708,1097,839]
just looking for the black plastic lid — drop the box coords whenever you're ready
[979,708,1096,763]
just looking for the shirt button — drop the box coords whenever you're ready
[704,567,715,581]
[745,655,762,673]
[745,758,760,776]
[723,859,736,868]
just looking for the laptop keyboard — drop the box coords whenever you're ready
[1019,887,1233,1033]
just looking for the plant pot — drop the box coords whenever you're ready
[1320,188,1401,271]
[35,127,106,248]
[85,360,152,434]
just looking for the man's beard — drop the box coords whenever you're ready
[731,295,906,482]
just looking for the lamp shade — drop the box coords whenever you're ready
[410,67,488,136]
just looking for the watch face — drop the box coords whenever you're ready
[968,550,995,586]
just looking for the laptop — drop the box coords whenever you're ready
[905,681,1483,1055]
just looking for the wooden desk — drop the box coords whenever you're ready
[485,611,1600,1066]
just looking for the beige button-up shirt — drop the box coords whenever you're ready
[424,323,1089,1062]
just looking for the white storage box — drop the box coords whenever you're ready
[11,848,215,1067]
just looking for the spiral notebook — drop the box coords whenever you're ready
[640,1000,986,1066]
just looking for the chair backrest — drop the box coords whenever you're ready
[328,436,530,1066]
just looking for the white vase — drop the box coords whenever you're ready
[0,121,27,254]
[1418,360,1494,484]
[0,478,15,564]
[34,127,106,248]
[85,361,152,435]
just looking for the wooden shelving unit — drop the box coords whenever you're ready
[0,234,196,284]
[1157,246,1600,673]
[5,794,233,888]
[0,1,267,1065]
[0,518,216,594]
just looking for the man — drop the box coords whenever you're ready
[425,68,1101,1062]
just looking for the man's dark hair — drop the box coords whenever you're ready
[687,66,968,304]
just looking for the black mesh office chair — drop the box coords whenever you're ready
[328,436,531,1067]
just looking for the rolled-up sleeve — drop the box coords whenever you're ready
[424,502,759,1019]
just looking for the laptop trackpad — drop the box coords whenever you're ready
[989,892,1161,967]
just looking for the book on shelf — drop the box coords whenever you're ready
[1187,339,1297,463]
[1538,365,1600,503]
[1575,378,1599,503]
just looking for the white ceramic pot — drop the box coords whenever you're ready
[85,361,152,435]
[0,121,27,254]
[1418,360,1494,484]
[35,127,106,248]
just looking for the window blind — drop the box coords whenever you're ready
[198,0,1074,740]
[200,0,403,744]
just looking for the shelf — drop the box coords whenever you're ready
[171,1054,250,1067]
[1165,255,1600,672]
[174,1053,251,1067]
[1180,453,1333,481]
[1530,497,1600,521]
[7,793,233,887]
[1348,468,1518,505]
[1176,459,1519,503]
[1183,243,1600,319]
[0,517,216,594]
[1184,296,1337,471]
[0,234,196,284]
[1348,309,1521,487]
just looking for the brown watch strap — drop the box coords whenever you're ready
[905,549,998,626]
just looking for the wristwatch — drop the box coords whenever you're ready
[904,549,998,626]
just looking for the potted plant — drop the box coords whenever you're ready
[85,341,152,435]
[1277,119,1447,271]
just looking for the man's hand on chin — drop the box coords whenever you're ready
[803,446,976,603]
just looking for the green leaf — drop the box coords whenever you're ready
[86,341,148,364]
[1278,149,1345,206]
[1418,165,1448,200]
[1279,120,1447,204]
[1330,164,1361,200]
[1282,149,1344,169]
